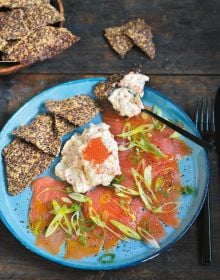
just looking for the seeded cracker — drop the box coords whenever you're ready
[3,139,53,195]
[0,9,29,40]
[104,25,133,57]
[0,38,8,52]
[13,114,61,156]
[94,74,123,101]
[0,0,49,8]
[125,18,155,59]
[54,115,76,137]
[0,5,64,43]
[24,4,64,31]
[46,95,101,126]
[3,27,80,64]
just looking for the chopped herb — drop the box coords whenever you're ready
[79,234,88,247]
[182,186,194,195]
[99,253,116,264]
[112,174,125,184]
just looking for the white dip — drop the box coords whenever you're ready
[55,123,121,193]
[108,71,149,117]
[119,71,149,97]
[108,88,144,117]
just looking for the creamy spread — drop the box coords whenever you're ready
[119,71,149,97]
[108,88,144,117]
[55,123,121,193]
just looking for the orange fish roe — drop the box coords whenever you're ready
[83,137,110,164]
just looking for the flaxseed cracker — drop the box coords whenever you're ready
[54,115,76,137]
[125,18,155,59]
[3,27,80,64]
[0,9,29,40]
[0,0,49,8]
[13,114,61,156]
[46,95,101,126]
[3,138,53,195]
[0,38,8,52]
[104,24,133,57]
[24,4,64,31]
[94,74,123,101]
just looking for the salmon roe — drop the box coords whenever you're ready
[83,137,110,164]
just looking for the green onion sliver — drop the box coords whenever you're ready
[110,220,141,240]
[117,124,153,138]
[152,201,179,214]
[113,184,139,196]
[137,227,160,249]
[131,168,152,210]
[169,131,181,139]
[45,205,66,238]
[99,253,116,264]
[68,193,91,203]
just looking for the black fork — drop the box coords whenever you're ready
[195,97,215,265]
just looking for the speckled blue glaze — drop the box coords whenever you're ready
[0,78,209,270]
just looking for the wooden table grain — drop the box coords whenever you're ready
[0,1,220,279]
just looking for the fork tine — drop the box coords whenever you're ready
[210,98,215,133]
[205,98,209,133]
[200,98,204,133]
[195,99,199,128]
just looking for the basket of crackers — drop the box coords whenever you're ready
[0,0,80,75]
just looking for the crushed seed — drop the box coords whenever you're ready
[3,138,54,195]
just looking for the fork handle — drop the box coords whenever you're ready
[201,190,212,265]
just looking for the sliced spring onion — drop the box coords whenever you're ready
[115,201,136,222]
[182,185,194,195]
[79,219,95,233]
[45,205,68,238]
[137,227,160,249]
[110,220,141,240]
[131,168,153,210]
[60,214,72,236]
[32,220,42,236]
[88,207,125,240]
[154,176,165,191]
[61,197,73,204]
[152,201,179,214]
[115,192,130,198]
[152,105,163,117]
[89,207,106,228]
[118,142,135,151]
[122,122,131,134]
[112,174,125,184]
[70,211,81,236]
[135,137,164,158]
[117,124,153,138]
[113,184,139,196]
[68,193,91,203]
[99,253,116,264]
[144,166,152,189]
[169,131,181,139]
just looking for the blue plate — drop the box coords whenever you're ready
[0,78,209,270]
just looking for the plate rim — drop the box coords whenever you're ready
[0,77,209,270]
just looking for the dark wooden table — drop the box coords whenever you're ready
[1,1,220,279]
